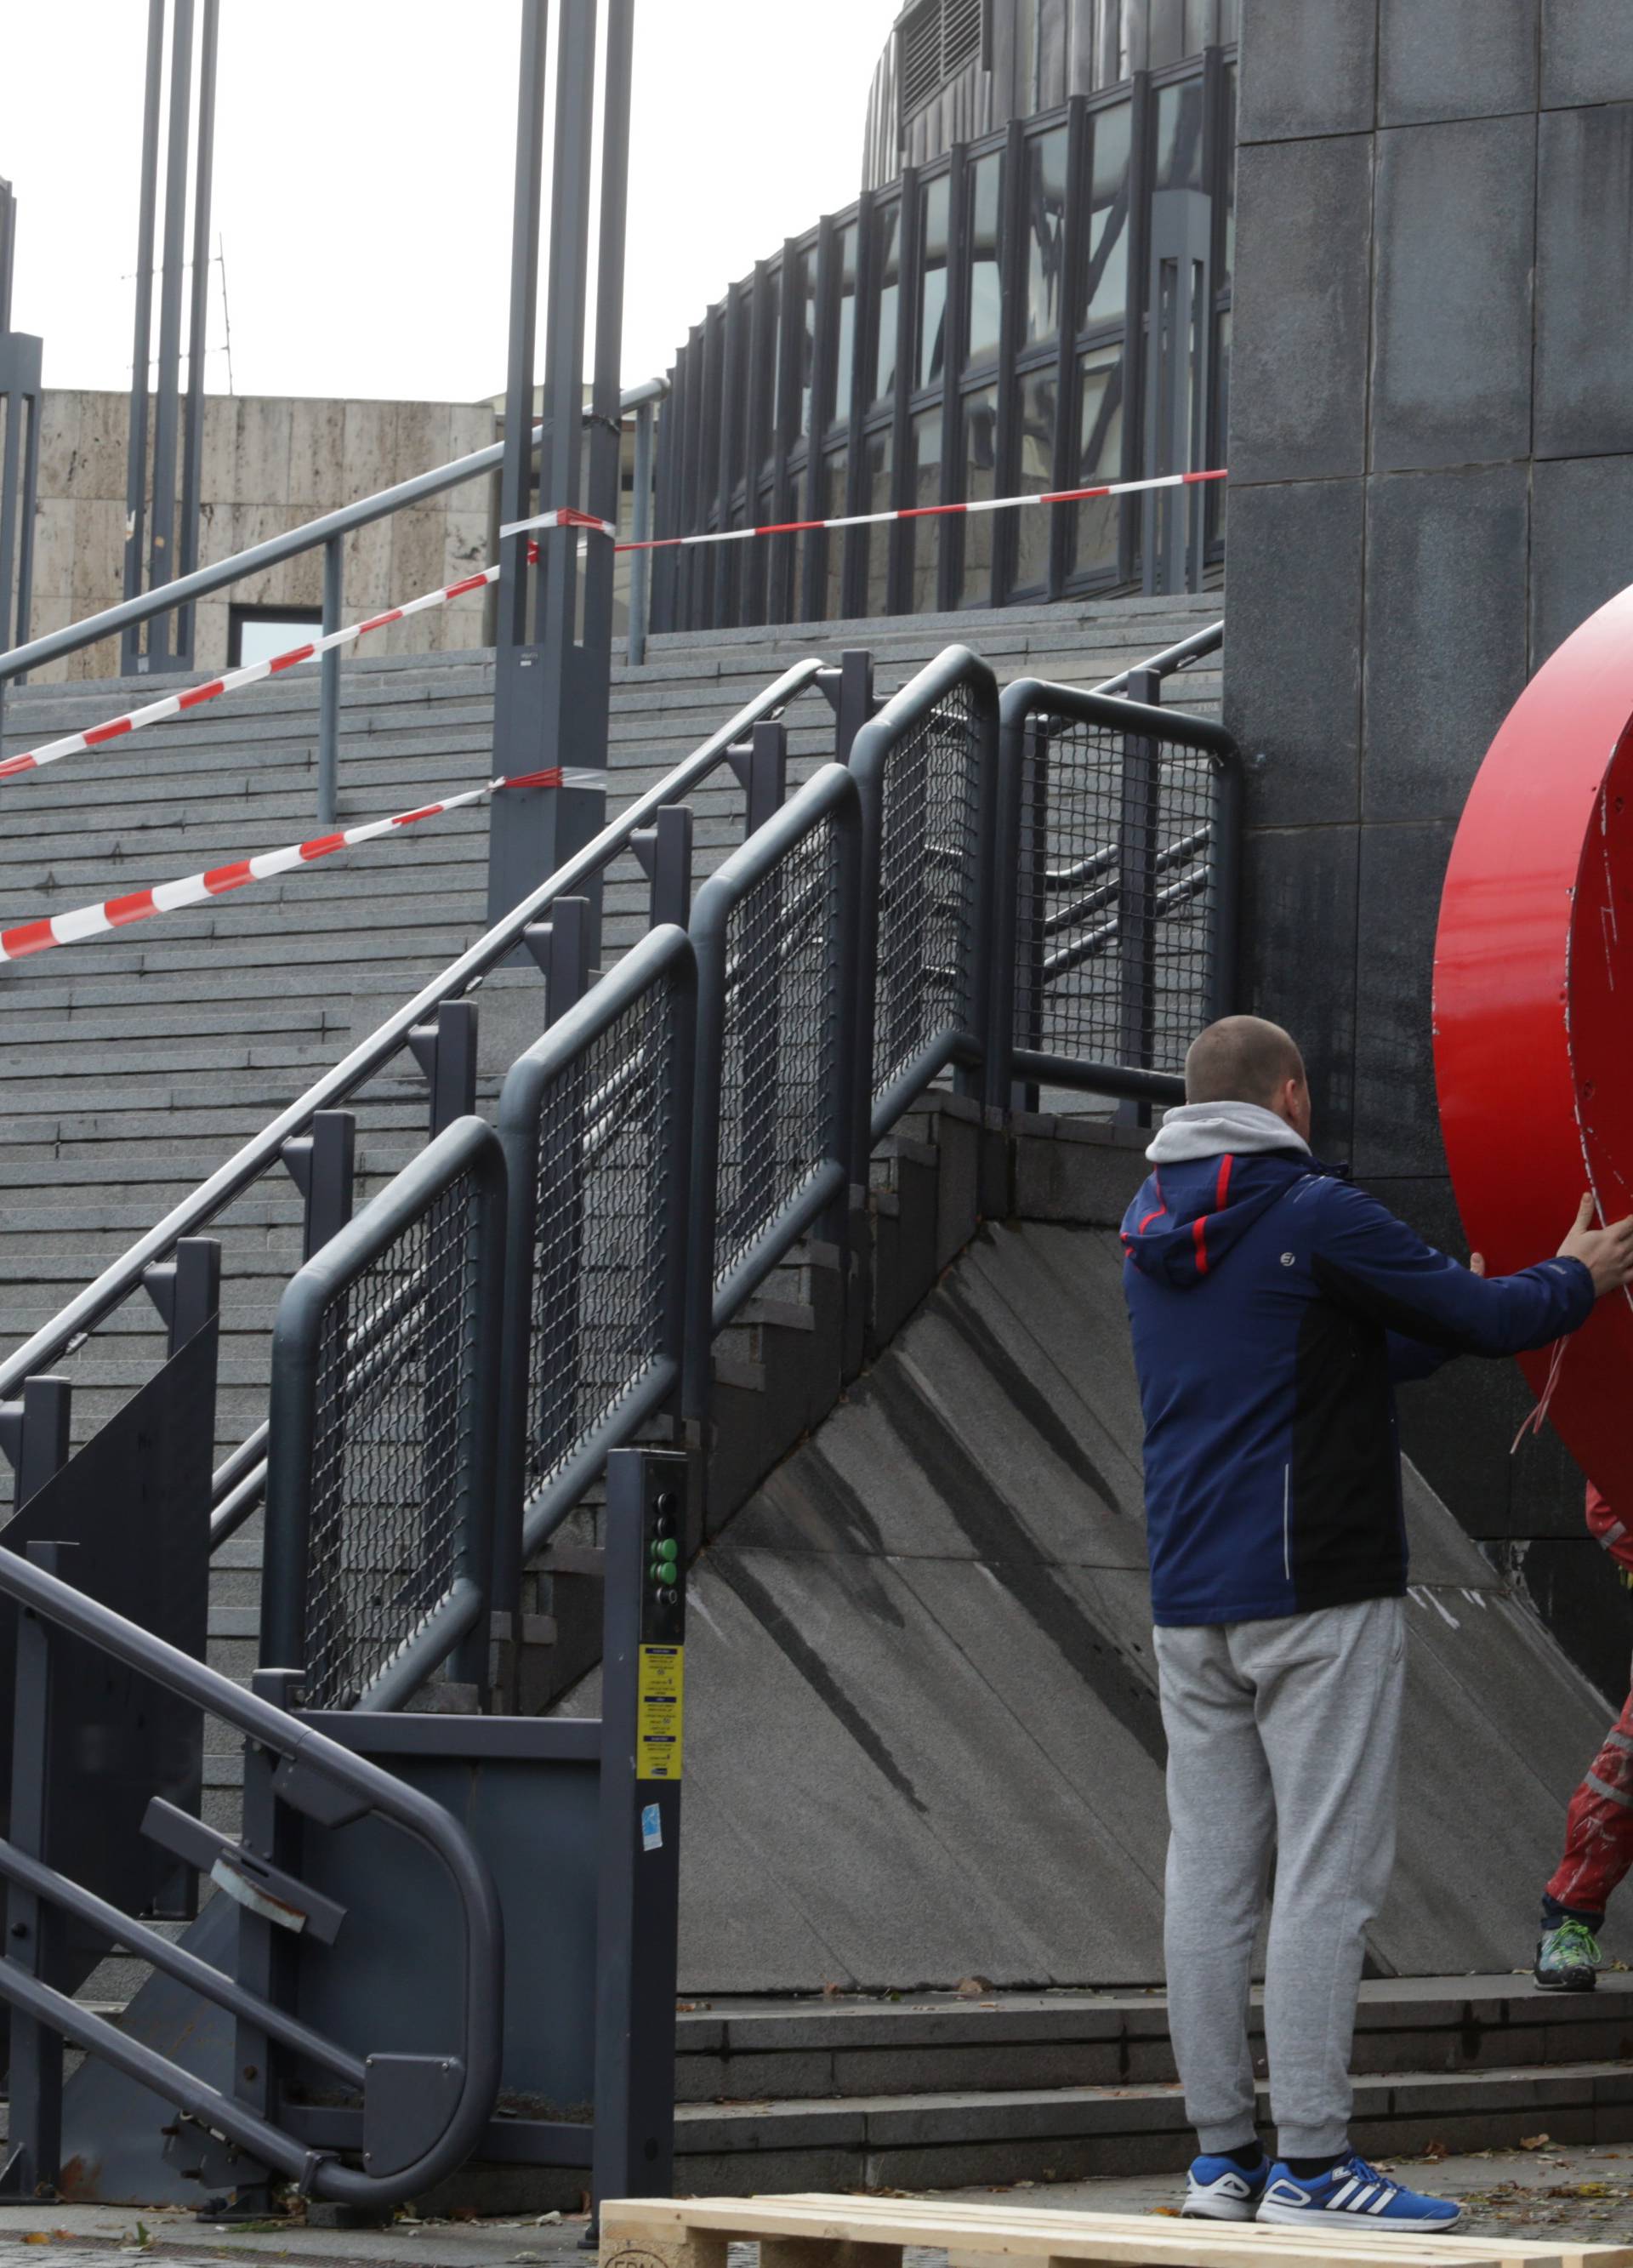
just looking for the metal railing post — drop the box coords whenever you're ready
[631,804,692,932]
[281,1108,356,1264]
[592,1445,687,2223]
[740,718,787,839]
[0,1541,71,2202]
[834,647,875,765]
[0,1375,71,1513]
[142,1234,221,1357]
[1118,668,1163,1128]
[626,396,656,668]
[408,1000,479,1138]
[316,533,344,827]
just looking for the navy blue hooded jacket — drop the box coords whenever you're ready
[1121,1137,1594,1626]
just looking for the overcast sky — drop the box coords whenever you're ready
[0,0,892,404]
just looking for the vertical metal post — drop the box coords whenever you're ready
[122,0,168,675]
[0,1376,73,1513]
[646,806,692,932]
[225,1667,301,2222]
[1,1542,70,2202]
[627,396,655,665]
[281,1108,356,1262]
[176,0,218,664]
[409,1000,480,1138]
[316,535,343,827]
[591,1445,686,2225]
[1118,669,1162,1126]
[145,0,196,672]
[835,648,876,766]
[742,718,787,840]
[489,0,620,954]
[1209,746,1242,1026]
[584,0,634,666]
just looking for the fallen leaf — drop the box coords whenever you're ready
[955,1975,994,1998]
[1148,2207,1181,2219]
[1522,2134,1551,2151]
[536,2213,563,2225]
[22,2237,51,2248]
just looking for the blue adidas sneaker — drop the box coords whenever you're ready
[1257,2152,1460,2231]
[1182,2152,1268,2221]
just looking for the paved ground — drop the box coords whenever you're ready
[6,2145,1633,2266]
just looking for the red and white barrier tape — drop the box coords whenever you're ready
[504,466,1227,552]
[1,470,1223,789]
[0,767,603,965]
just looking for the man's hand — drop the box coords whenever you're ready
[1558,1193,1633,1297]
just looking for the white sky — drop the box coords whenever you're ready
[0,0,893,405]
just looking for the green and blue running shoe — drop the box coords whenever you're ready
[1536,1917,1602,1992]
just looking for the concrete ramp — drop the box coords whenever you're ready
[679,1221,1624,1992]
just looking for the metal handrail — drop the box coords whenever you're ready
[0,377,669,690]
[1090,617,1224,698]
[0,1541,504,2206]
[0,653,827,1401]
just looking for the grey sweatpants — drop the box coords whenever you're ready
[1154,1596,1405,2159]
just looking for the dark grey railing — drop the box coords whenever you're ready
[262,1117,508,1712]
[0,1541,503,2207]
[0,376,669,819]
[993,670,1240,1106]
[497,923,695,1571]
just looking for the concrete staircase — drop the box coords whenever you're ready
[0,590,1222,1684]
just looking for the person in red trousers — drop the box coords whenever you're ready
[1536,1484,1633,1990]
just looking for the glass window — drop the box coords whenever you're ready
[1023,127,1069,346]
[1011,368,1057,594]
[823,447,850,619]
[1154,77,1206,191]
[862,426,893,613]
[872,201,902,403]
[957,383,999,605]
[831,223,858,431]
[917,174,949,390]
[1149,0,1184,68]
[780,247,816,442]
[1082,102,1130,330]
[1184,0,1213,51]
[907,407,942,611]
[756,266,782,472]
[965,152,1003,366]
[1068,345,1124,580]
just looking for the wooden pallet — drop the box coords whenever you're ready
[598,2192,1633,2268]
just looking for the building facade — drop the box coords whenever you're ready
[651,0,1237,635]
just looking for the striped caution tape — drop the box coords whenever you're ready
[0,766,603,966]
[0,465,1224,789]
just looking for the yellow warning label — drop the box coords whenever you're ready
[637,1644,685,1781]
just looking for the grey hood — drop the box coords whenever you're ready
[1146,1099,1311,1164]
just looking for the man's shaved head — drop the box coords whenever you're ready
[1184,1015,1306,1109]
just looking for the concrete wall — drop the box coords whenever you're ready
[1225,0,1633,1696]
[26,390,498,682]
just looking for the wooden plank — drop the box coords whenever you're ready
[600,2196,1633,2268]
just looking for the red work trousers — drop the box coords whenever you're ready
[1545,1683,1633,1924]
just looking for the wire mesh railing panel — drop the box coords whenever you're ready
[714,814,845,1291]
[871,681,983,1107]
[302,1169,484,1709]
[521,966,683,1511]
[1015,712,1220,1079]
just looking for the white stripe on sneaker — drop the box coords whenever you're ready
[1329,2179,1361,2208]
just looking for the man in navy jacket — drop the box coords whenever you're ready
[1121,1015,1633,2232]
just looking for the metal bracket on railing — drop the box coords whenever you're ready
[727,719,788,839]
[0,1376,71,1507]
[141,1798,348,1944]
[142,1237,222,1358]
[407,1000,479,1137]
[281,1109,357,1265]
[816,648,879,766]
[629,805,693,931]
[525,895,592,1029]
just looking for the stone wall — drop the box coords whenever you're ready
[26,390,498,681]
[1225,0,1633,1695]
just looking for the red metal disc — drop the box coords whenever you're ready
[1434,583,1633,1499]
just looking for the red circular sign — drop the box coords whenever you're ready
[1435,583,1633,1497]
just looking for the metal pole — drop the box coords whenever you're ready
[317,534,343,826]
[122,0,168,675]
[177,0,218,665]
[585,0,633,669]
[1,1543,69,2201]
[627,396,654,665]
[146,0,196,672]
